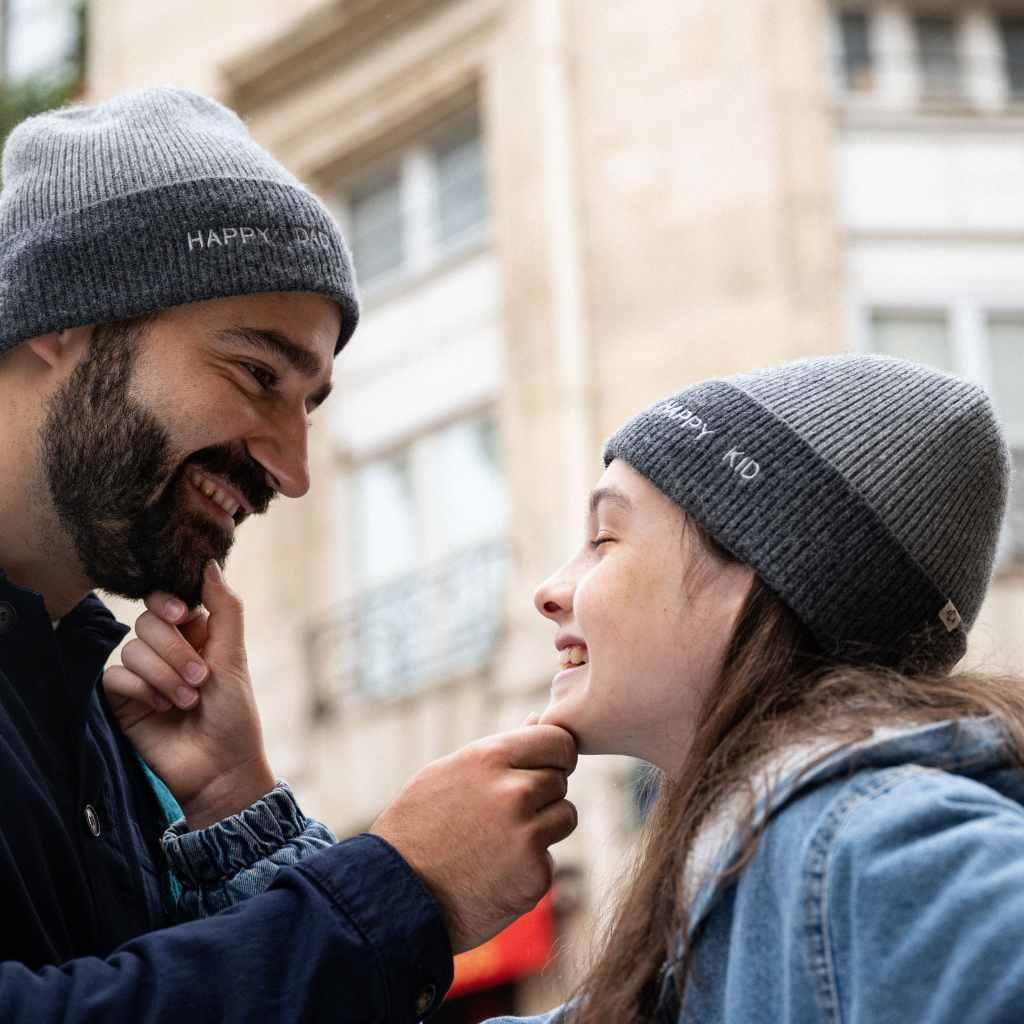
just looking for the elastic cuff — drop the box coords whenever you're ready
[162,780,306,885]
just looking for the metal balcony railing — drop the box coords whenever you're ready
[306,539,509,714]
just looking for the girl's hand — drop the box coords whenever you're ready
[103,561,275,828]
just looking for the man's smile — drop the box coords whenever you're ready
[185,466,252,517]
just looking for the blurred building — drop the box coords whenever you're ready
[68,0,1024,1017]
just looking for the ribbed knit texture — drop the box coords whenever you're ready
[604,354,1011,671]
[0,87,358,353]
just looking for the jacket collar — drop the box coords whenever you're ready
[683,715,1016,937]
[0,568,129,737]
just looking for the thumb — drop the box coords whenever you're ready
[200,560,245,656]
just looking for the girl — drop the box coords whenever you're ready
[490,352,1023,1023]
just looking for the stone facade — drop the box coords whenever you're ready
[86,0,1024,1012]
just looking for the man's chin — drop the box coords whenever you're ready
[96,568,205,609]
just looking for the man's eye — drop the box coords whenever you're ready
[243,363,278,390]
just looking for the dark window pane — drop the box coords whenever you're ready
[1000,18,1024,100]
[839,11,873,90]
[915,15,961,100]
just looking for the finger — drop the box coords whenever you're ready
[103,664,174,713]
[134,611,208,687]
[512,767,568,812]
[521,712,541,726]
[179,608,210,654]
[533,798,578,849]
[121,638,200,710]
[502,725,578,774]
[143,592,203,625]
[201,560,245,653]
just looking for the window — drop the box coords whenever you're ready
[839,10,873,91]
[340,106,489,290]
[869,311,955,373]
[915,15,962,101]
[310,413,508,703]
[999,17,1024,101]
[348,169,404,286]
[353,452,416,586]
[986,316,1024,564]
[1,0,78,83]
[433,115,488,246]
[866,306,1024,567]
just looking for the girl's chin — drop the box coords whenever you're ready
[538,701,596,752]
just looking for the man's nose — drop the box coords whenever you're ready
[247,407,311,499]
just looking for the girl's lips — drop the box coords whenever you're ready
[551,660,588,689]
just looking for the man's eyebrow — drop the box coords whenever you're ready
[589,486,634,517]
[218,325,334,410]
[217,326,324,378]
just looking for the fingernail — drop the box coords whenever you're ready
[165,599,186,620]
[184,661,207,685]
[176,686,198,708]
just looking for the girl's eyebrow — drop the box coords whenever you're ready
[589,486,634,517]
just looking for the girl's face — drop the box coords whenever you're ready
[533,459,753,775]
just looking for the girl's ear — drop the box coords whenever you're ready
[24,327,91,369]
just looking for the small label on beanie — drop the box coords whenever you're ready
[938,600,962,632]
[185,226,333,252]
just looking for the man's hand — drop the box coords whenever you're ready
[103,561,275,828]
[371,725,578,954]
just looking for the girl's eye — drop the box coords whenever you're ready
[589,535,614,550]
[243,363,278,390]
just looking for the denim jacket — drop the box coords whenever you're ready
[486,716,1024,1023]
[147,771,338,918]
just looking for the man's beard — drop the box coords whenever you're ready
[39,319,275,608]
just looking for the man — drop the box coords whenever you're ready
[0,87,577,1020]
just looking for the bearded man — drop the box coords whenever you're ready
[0,87,577,1021]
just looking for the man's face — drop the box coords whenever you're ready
[39,292,340,607]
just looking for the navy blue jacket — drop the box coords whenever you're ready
[0,570,452,1021]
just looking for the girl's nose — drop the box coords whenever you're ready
[534,569,573,620]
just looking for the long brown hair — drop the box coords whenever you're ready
[571,518,1024,1023]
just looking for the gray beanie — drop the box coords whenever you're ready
[0,87,358,355]
[604,354,1012,672]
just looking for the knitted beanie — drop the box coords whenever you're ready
[604,354,1012,672]
[0,87,358,355]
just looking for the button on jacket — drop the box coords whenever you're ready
[487,716,1024,1024]
[0,570,452,1021]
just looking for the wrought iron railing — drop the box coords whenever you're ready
[306,539,509,714]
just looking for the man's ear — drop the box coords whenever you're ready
[24,326,91,369]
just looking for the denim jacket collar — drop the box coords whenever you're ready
[683,715,1015,939]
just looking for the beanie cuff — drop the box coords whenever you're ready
[0,177,359,354]
[604,380,967,670]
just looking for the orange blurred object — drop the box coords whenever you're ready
[448,892,555,999]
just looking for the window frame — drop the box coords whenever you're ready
[335,105,490,298]
[851,296,1024,570]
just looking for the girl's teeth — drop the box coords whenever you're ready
[560,645,588,668]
